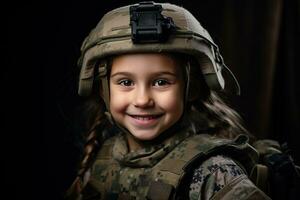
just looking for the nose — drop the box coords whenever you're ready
[133,86,154,108]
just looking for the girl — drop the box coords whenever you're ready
[66,2,271,199]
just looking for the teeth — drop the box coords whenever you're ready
[132,115,159,120]
[135,116,153,120]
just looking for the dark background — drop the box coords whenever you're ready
[3,0,300,199]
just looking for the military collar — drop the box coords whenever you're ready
[112,122,193,168]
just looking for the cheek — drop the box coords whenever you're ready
[158,87,184,115]
[109,90,127,113]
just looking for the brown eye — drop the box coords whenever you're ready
[119,79,134,86]
[153,79,170,87]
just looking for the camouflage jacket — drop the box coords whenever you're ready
[188,154,270,200]
[80,122,271,200]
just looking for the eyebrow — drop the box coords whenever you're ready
[110,71,177,78]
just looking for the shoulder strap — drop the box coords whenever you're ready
[249,164,269,194]
[154,134,258,199]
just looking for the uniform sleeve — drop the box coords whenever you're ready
[189,155,271,200]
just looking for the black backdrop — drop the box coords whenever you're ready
[3,0,300,199]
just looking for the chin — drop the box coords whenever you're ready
[132,131,160,141]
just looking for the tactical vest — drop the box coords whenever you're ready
[80,129,269,200]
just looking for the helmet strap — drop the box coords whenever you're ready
[98,61,110,112]
[98,60,133,135]
[184,61,191,105]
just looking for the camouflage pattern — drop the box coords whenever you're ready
[80,118,271,200]
[85,125,193,199]
[189,155,270,200]
[78,2,241,101]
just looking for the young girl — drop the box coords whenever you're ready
[66,2,271,199]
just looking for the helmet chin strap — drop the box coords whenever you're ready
[98,60,110,112]
[223,63,241,95]
[184,61,191,105]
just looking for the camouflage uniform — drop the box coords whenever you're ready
[81,116,271,200]
[72,2,273,199]
[189,155,268,200]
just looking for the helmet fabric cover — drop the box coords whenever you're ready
[78,2,238,98]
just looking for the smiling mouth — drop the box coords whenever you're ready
[128,114,163,120]
[127,113,164,128]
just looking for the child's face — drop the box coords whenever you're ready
[109,53,184,141]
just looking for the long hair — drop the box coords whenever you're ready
[186,55,251,140]
[64,53,252,198]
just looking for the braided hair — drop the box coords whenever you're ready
[65,53,252,199]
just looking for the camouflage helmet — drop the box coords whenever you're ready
[78,1,240,106]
